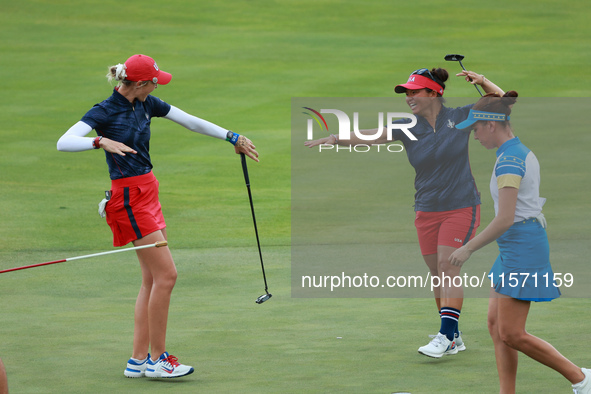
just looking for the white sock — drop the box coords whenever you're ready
[131,355,148,364]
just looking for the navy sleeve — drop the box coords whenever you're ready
[453,103,475,133]
[80,104,109,130]
[146,95,171,118]
[390,116,415,141]
[457,103,474,115]
[456,103,474,118]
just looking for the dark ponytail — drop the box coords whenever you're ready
[473,91,518,125]
[430,68,448,90]
[427,68,448,98]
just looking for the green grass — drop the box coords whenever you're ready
[1,0,591,393]
[2,248,591,393]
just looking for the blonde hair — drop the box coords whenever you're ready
[106,63,149,87]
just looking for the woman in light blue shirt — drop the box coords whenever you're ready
[449,91,590,394]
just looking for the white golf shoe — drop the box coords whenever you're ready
[145,352,194,378]
[454,331,466,352]
[418,332,457,358]
[572,368,591,394]
[427,332,465,355]
[124,354,149,378]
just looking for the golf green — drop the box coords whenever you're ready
[1,0,590,392]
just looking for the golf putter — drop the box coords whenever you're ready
[240,153,272,304]
[444,54,483,96]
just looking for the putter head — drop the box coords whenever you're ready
[444,54,464,62]
[255,293,272,304]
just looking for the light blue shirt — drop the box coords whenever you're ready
[490,137,546,222]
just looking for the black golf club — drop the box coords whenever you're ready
[240,153,272,304]
[444,54,483,96]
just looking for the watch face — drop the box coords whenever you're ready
[226,131,233,139]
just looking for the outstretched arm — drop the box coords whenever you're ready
[164,106,228,139]
[457,70,505,95]
[165,106,259,162]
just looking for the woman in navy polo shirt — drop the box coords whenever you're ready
[306,67,503,358]
[449,91,590,394]
[58,54,259,379]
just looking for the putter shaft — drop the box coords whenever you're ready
[240,153,271,297]
[444,54,483,96]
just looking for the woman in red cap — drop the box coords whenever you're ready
[305,67,503,358]
[57,54,259,379]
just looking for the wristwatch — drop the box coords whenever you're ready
[93,136,103,149]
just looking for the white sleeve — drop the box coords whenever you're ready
[57,121,95,151]
[164,105,228,140]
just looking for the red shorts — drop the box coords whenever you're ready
[414,205,480,255]
[105,171,166,247]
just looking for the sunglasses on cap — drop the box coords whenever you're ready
[395,68,445,95]
[411,68,437,82]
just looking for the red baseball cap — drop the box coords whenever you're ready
[124,54,172,85]
[395,69,444,96]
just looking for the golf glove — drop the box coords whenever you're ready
[536,212,547,229]
[98,198,108,218]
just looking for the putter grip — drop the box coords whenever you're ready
[240,153,250,186]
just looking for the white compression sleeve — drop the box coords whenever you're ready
[164,105,228,140]
[57,121,95,151]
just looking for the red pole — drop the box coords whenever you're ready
[0,259,67,274]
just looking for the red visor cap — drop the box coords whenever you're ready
[395,74,444,96]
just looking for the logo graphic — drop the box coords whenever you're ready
[447,119,455,128]
[304,107,418,142]
[302,107,329,139]
[450,341,456,351]
[163,365,174,374]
